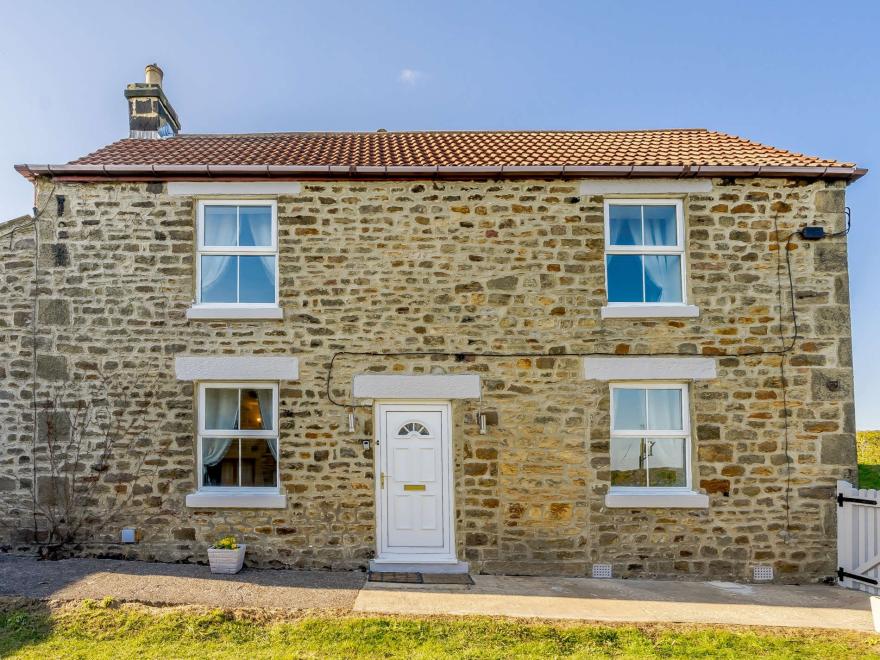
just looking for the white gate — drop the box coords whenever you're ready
[837,480,880,595]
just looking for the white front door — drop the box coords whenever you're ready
[376,403,454,561]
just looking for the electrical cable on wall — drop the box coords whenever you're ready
[323,213,853,539]
[326,227,813,409]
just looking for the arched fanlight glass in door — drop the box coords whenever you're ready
[397,422,430,437]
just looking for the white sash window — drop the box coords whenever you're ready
[609,383,691,492]
[604,199,686,306]
[196,200,278,307]
[197,383,280,492]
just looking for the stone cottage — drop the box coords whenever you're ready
[0,65,865,581]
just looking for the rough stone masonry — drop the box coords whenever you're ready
[0,175,857,581]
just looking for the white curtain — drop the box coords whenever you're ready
[608,205,641,245]
[257,256,275,284]
[643,255,681,302]
[256,389,277,460]
[240,208,271,246]
[644,207,675,246]
[647,389,682,430]
[201,255,235,299]
[204,206,237,246]
[202,388,238,468]
[202,438,233,468]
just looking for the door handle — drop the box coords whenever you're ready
[380,472,385,489]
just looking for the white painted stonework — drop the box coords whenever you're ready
[168,181,301,196]
[583,356,716,381]
[186,492,287,509]
[605,492,709,508]
[186,304,284,320]
[353,374,481,399]
[175,356,299,381]
[580,178,712,195]
[601,304,700,319]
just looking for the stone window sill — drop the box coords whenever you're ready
[601,304,700,319]
[186,304,284,320]
[605,491,709,509]
[185,491,287,509]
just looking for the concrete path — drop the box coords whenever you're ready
[1,555,874,631]
[354,575,876,632]
[0,555,364,610]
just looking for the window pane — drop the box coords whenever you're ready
[240,388,274,431]
[240,438,278,487]
[644,255,682,303]
[610,438,647,487]
[239,206,273,247]
[204,388,240,430]
[608,205,642,245]
[647,389,683,430]
[646,438,687,487]
[202,438,238,486]
[201,255,238,303]
[643,205,677,246]
[613,388,646,430]
[204,206,238,246]
[239,256,276,303]
[606,255,643,303]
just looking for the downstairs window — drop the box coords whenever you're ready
[609,383,691,491]
[197,383,279,491]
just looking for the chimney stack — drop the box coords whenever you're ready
[124,64,180,139]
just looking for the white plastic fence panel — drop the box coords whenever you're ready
[837,480,880,595]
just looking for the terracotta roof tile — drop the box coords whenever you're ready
[68,129,854,169]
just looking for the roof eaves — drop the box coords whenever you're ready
[13,162,868,183]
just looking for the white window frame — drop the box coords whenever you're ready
[603,199,688,307]
[609,382,692,494]
[195,199,279,308]
[196,382,280,494]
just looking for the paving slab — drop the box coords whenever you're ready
[0,555,364,610]
[354,574,876,632]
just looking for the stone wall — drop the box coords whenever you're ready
[0,176,857,580]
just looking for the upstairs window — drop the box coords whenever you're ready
[609,383,691,491]
[197,201,278,305]
[604,200,685,305]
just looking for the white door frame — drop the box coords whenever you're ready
[373,400,457,563]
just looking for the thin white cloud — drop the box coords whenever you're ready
[398,68,425,86]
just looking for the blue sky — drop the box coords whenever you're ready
[1,1,878,426]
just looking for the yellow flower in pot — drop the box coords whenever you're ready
[208,536,246,574]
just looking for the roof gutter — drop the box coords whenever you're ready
[14,163,868,183]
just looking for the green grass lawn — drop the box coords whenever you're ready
[859,431,880,489]
[1,599,878,659]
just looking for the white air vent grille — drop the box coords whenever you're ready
[753,565,773,581]
[592,563,613,578]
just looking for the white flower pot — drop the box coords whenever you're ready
[208,544,246,574]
